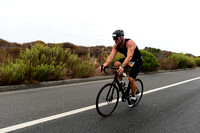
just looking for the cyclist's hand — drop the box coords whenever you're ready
[117,65,124,75]
[99,64,105,72]
[100,63,108,71]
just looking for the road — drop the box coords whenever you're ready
[0,68,200,133]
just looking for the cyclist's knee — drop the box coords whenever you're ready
[114,61,121,67]
[129,77,135,82]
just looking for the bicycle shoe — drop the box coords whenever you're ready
[136,89,140,95]
[128,95,137,108]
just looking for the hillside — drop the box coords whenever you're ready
[0,38,199,66]
[1,38,197,57]
[0,39,21,48]
[0,38,113,56]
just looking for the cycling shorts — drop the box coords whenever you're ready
[118,58,143,79]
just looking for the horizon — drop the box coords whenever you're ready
[0,38,198,57]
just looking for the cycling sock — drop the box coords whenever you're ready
[132,95,136,100]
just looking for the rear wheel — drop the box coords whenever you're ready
[135,79,144,105]
[96,83,119,117]
[128,78,144,107]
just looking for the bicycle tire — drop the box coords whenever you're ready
[128,78,144,107]
[96,83,119,117]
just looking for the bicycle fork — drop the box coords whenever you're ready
[106,85,115,102]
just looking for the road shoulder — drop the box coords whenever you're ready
[0,67,199,92]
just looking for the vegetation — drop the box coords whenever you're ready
[144,47,161,58]
[140,50,160,72]
[0,43,96,85]
[0,38,199,86]
[195,58,200,66]
[171,53,196,68]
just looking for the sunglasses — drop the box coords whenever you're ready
[113,36,119,40]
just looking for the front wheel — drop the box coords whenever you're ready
[96,83,119,117]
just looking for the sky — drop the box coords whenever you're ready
[0,0,200,56]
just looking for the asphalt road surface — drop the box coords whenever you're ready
[0,68,200,133]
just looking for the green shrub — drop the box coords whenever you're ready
[67,54,79,76]
[195,58,200,66]
[19,43,72,81]
[171,53,196,68]
[75,61,96,78]
[140,50,160,72]
[0,43,98,85]
[0,59,28,84]
[186,57,196,68]
[144,47,161,58]
[32,64,55,81]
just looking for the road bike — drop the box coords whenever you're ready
[96,66,144,117]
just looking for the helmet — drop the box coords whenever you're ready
[112,30,124,37]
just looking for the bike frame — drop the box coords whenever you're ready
[111,71,131,101]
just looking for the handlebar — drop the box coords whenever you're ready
[101,65,119,74]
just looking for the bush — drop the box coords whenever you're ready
[19,43,73,81]
[171,53,196,68]
[186,57,196,68]
[75,61,96,78]
[195,58,200,66]
[140,50,160,72]
[144,47,161,58]
[0,59,28,85]
[0,43,97,85]
[32,63,55,81]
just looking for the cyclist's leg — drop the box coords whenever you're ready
[129,62,142,95]
[114,58,125,81]
[114,61,123,81]
[129,77,137,95]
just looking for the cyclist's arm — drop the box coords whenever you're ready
[122,40,136,66]
[104,44,117,67]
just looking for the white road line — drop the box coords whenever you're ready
[1,76,200,133]
[143,76,200,95]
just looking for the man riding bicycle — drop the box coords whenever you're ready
[101,30,143,107]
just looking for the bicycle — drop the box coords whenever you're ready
[96,65,144,117]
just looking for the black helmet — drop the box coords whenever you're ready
[112,30,124,37]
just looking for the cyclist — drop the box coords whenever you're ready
[101,30,143,107]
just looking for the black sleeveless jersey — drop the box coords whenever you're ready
[117,39,142,62]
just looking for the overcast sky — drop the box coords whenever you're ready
[0,0,200,56]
